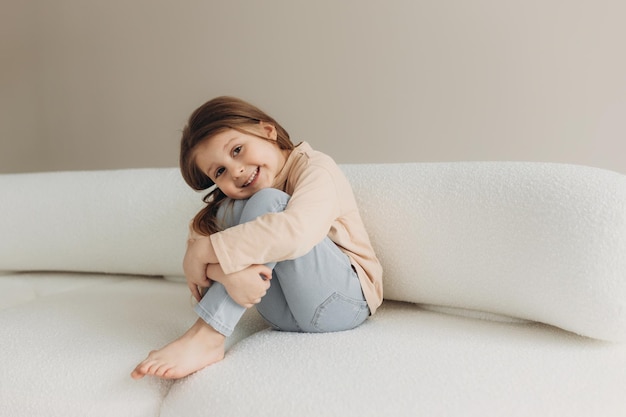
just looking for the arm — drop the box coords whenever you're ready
[210,161,342,274]
[184,224,273,305]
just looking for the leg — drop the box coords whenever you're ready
[227,189,301,330]
[192,198,249,336]
[236,189,370,333]
[262,236,370,333]
[131,200,247,380]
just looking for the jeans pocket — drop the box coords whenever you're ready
[311,292,370,332]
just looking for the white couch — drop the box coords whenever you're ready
[1,163,625,417]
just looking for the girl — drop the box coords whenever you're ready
[131,96,383,380]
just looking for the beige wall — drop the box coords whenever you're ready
[1,1,42,172]
[1,0,625,174]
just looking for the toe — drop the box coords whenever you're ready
[161,366,176,379]
[153,363,170,378]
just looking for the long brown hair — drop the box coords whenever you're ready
[180,96,294,235]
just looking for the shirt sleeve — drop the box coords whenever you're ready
[210,160,341,274]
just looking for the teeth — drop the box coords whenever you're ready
[244,168,258,187]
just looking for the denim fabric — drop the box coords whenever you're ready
[194,188,369,336]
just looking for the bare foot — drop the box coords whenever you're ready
[131,318,226,380]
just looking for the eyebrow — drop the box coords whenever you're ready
[223,136,238,152]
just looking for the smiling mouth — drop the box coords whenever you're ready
[243,167,259,187]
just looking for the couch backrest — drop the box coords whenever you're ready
[0,168,199,276]
[1,163,625,341]
[344,162,626,341]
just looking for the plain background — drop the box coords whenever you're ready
[1,0,625,174]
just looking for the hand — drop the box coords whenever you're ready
[206,264,272,308]
[183,237,212,302]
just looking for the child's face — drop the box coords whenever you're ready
[193,123,289,200]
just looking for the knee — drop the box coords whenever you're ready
[216,198,246,229]
[240,188,290,221]
[249,188,290,209]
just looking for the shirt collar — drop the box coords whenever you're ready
[271,141,310,189]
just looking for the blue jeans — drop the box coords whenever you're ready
[194,188,370,336]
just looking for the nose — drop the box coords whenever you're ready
[231,164,245,179]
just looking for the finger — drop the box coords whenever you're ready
[188,282,201,301]
[193,274,211,287]
[263,268,273,280]
[258,267,272,281]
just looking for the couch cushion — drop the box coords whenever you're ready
[161,301,626,417]
[0,272,124,310]
[0,272,267,417]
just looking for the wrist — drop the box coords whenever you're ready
[205,263,229,285]
[212,273,229,286]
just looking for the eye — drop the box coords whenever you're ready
[215,167,225,178]
[232,146,242,157]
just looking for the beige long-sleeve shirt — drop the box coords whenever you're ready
[210,142,383,313]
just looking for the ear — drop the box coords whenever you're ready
[258,121,278,141]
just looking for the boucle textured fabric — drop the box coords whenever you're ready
[161,301,626,417]
[3,273,625,417]
[1,163,626,417]
[0,168,202,276]
[0,163,625,340]
[0,273,267,417]
[343,163,626,341]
